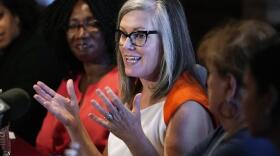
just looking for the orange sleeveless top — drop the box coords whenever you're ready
[164,72,211,125]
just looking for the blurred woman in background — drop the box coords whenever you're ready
[35,0,124,155]
[243,36,280,150]
[0,0,62,145]
[188,20,279,156]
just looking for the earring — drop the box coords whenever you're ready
[219,98,238,119]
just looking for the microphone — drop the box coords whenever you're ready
[0,88,31,128]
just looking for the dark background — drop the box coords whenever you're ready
[36,0,280,50]
[180,0,280,50]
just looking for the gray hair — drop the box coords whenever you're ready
[116,0,196,105]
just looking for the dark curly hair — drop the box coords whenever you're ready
[41,0,124,79]
[0,0,40,33]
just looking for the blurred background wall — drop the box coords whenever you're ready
[35,0,280,52]
[180,0,280,49]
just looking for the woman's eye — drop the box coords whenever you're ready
[87,20,98,27]
[68,23,79,29]
[120,33,126,39]
[135,33,146,39]
[0,12,5,19]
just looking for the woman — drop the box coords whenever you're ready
[34,0,214,155]
[188,20,279,156]
[0,0,62,145]
[35,0,124,155]
[243,37,280,150]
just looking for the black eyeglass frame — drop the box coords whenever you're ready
[66,19,100,33]
[116,29,158,47]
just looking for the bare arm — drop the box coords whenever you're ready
[164,101,214,156]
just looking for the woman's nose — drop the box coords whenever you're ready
[77,26,90,38]
[122,37,135,50]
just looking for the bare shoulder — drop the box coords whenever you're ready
[164,101,213,155]
[172,101,210,121]
[167,101,213,129]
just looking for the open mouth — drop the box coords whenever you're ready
[75,43,93,51]
[125,55,141,64]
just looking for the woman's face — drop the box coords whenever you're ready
[206,64,228,117]
[66,0,106,63]
[242,68,269,136]
[118,10,161,81]
[0,4,20,49]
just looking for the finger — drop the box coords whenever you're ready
[96,89,116,113]
[132,93,141,116]
[91,100,109,117]
[104,87,125,112]
[37,81,57,97]
[34,94,55,113]
[66,79,78,105]
[34,84,68,105]
[33,94,48,107]
[88,113,110,129]
[33,84,52,101]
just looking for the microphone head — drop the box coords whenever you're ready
[0,88,30,121]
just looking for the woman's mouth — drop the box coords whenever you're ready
[75,43,93,51]
[125,55,141,64]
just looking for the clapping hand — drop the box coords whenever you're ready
[89,87,143,141]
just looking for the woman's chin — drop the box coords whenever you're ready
[125,69,138,78]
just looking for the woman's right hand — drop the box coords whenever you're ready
[33,79,80,128]
[34,80,102,156]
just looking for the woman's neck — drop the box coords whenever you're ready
[82,49,113,78]
[79,62,114,93]
[220,115,246,135]
[139,78,164,109]
[83,62,113,79]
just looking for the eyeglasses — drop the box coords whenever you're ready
[116,29,158,47]
[67,19,100,34]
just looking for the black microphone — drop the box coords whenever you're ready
[0,88,30,128]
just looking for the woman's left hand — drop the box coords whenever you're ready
[89,87,142,141]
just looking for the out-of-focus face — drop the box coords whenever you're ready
[0,3,20,49]
[118,10,161,81]
[206,64,228,117]
[66,0,106,63]
[242,68,269,136]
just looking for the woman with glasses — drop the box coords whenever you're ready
[35,0,124,155]
[34,0,214,155]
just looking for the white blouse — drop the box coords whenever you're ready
[108,101,166,156]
